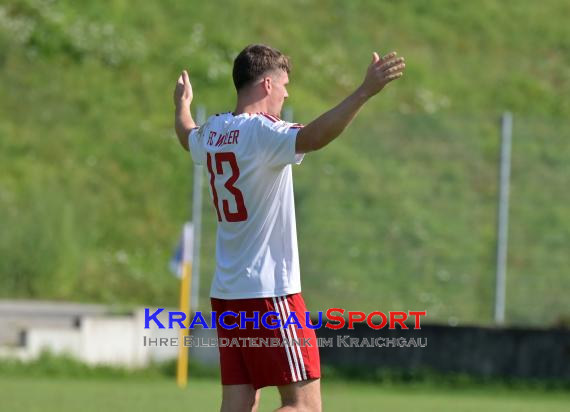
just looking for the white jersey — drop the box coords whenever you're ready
[188,112,304,299]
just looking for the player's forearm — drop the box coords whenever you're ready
[296,85,371,153]
[174,104,196,151]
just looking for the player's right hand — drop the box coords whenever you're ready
[173,70,193,107]
[360,51,405,97]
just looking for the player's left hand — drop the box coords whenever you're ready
[173,70,193,107]
[360,51,405,97]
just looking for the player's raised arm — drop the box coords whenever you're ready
[173,70,197,151]
[295,51,405,154]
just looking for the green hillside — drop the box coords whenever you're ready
[1,0,568,326]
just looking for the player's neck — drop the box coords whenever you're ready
[234,94,269,116]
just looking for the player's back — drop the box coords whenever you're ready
[188,112,304,299]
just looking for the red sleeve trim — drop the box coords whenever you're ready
[258,112,281,123]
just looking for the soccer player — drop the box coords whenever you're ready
[173,44,405,412]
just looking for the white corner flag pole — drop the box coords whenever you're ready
[494,112,512,324]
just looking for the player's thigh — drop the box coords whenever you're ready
[277,378,321,412]
[221,384,260,412]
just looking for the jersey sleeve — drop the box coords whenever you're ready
[256,118,305,168]
[188,126,204,165]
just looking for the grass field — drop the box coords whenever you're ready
[1,376,569,412]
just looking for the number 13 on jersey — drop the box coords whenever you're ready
[206,152,248,222]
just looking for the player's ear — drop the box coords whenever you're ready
[263,76,272,94]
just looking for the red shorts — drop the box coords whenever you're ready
[211,293,321,389]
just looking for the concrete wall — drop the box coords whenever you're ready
[0,301,180,368]
[27,328,82,359]
[81,316,146,367]
[316,324,570,380]
[0,300,106,346]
